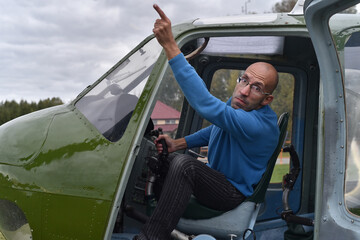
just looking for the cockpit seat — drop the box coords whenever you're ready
[177,112,289,239]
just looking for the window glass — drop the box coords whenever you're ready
[75,38,162,142]
[198,36,285,56]
[201,69,294,183]
[343,31,360,216]
[150,67,184,139]
[329,3,360,217]
[269,72,294,183]
[0,199,32,239]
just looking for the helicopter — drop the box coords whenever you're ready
[0,0,360,239]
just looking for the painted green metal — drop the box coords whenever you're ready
[0,106,106,238]
[0,103,142,238]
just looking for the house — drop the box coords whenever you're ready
[151,101,180,137]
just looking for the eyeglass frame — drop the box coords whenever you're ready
[236,77,271,96]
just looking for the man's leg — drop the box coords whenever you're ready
[138,154,245,240]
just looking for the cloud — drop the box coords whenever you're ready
[0,0,279,102]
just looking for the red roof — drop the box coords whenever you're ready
[151,101,180,120]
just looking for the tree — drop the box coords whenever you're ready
[210,69,235,102]
[156,69,184,112]
[0,98,63,126]
[273,0,357,14]
[270,73,294,140]
[272,0,296,13]
[200,69,242,128]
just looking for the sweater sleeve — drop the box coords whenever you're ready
[184,125,213,148]
[169,53,266,140]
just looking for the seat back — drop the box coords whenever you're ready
[177,112,289,238]
[247,111,289,203]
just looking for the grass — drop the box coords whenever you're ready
[270,163,290,183]
[280,151,290,158]
[350,208,360,216]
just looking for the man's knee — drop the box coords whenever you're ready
[170,154,194,169]
[168,154,198,182]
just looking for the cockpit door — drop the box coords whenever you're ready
[304,0,360,239]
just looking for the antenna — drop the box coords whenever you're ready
[241,0,251,14]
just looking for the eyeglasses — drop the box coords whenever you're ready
[237,77,270,96]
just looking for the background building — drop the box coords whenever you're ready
[151,101,180,138]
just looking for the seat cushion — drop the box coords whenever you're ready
[182,196,225,220]
[178,201,259,239]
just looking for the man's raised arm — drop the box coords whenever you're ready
[153,4,181,60]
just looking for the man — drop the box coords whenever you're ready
[136,5,280,239]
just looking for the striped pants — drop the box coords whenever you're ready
[138,154,246,240]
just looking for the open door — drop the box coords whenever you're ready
[304,0,360,239]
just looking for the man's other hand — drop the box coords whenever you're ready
[153,4,181,60]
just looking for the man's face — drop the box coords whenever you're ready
[231,62,276,111]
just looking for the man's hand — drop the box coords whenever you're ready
[154,135,187,154]
[153,4,181,60]
[155,135,176,153]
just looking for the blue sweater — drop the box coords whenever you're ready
[169,53,279,197]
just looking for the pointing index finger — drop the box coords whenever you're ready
[153,4,168,21]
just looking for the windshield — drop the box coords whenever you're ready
[75,38,162,142]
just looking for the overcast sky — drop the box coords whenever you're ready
[2,0,353,103]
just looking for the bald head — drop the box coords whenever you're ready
[231,62,278,111]
[245,62,278,94]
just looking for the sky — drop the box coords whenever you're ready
[1,0,357,103]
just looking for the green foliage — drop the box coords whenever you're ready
[270,73,294,140]
[272,0,297,13]
[210,69,240,102]
[201,69,241,128]
[156,68,184,112]
[350,208,360,216]
[0,97,63,126]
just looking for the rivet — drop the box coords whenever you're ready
[339,202,342,205]
[341,145,344,149]
[351,219,354,223]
